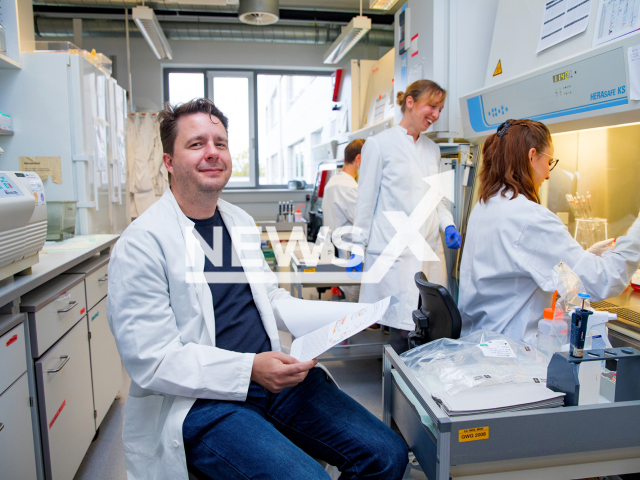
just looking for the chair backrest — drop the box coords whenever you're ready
[408,272,462,348]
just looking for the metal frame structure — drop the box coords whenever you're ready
[382,345,640,480]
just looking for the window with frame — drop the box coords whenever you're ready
[164,69,333,188]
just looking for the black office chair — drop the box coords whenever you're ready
[407,272,462,350]
[308,210,321,243]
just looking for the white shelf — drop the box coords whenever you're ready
[0,53,20,69]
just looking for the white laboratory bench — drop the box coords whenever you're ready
[0,234,121,480]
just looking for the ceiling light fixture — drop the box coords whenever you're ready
[323,15,371,64]
[132,6,173,60]
[369,0,400,10]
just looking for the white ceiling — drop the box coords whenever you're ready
[278,0,402,15]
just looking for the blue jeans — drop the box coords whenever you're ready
[182,368,408,480]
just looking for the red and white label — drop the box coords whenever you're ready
[6,334,17,347]
[49,400,66,430]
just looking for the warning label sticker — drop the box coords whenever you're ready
[459,426,489,443]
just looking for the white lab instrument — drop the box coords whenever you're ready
[459,192,640,345]
[460,36,640,143]
[0,46,128,236]
[352,125,454,330]
[0,171,47,281]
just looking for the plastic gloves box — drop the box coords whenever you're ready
[0,113,12,132]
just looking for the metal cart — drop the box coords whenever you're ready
[382,345,640,480]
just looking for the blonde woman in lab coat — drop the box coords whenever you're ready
[350,80,462,354]
[459,119,640,345]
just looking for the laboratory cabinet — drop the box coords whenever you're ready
[88,296,121,427]
[65,254,121,428]
[23,273,87,358]
[0,313,38,480]
[0,373,38,480]
[35,318,95,480]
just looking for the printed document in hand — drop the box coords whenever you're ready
[290,296,396,362]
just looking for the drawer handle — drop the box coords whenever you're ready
[57,301,78,313]
[0,423,4,432]
[47,355,70,374]
[98,275,108,282]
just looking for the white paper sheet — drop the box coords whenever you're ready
[290,296,395,361]
[272,297,372,338]
[537,0,593,53]
[593,0,640,46]
[628,44,640,99]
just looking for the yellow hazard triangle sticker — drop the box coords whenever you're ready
[493,60,502,77]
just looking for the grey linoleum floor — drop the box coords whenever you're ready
[73,359,427,480]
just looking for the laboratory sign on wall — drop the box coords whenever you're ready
[465,47,628,135]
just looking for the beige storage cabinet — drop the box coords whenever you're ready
[21,274,87,358]
[65,254,122,429]
[87,296,122,428]
[66,255,109,312]
[35,320,95,480]
[0,314,38,480]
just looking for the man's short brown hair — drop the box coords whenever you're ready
[158,98,229,156]
[344,139,365,165]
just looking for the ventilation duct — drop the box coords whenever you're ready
[32,0,240,14]
[34,17,395,46]
[238,0,279,25]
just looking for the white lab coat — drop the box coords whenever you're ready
[322,171,358,238]
[322,171,360,301]
[108,188,361,480]
[353,125,454,330]
[459,190,640,345]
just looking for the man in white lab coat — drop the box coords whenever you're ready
[107,98,407,480]
[322,138,364,302]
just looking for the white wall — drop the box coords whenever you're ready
[73,36,388,112]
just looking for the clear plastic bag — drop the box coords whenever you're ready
[551,262,590,314]
[401,330,550,396]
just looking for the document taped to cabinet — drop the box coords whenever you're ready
[459,426,489,443]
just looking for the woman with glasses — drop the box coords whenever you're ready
[458,119,640,344]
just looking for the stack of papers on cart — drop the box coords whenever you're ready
[426,378,565,417]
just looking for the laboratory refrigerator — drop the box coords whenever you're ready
[0,49,128,236]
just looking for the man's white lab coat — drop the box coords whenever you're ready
[353,125,454,330]
[322,171,359,301]
[107,188,359,480]
[322,171,358,237]
[459,191,640,344]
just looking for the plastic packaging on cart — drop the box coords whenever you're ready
[551,262,590,316]
[401,330,550,396]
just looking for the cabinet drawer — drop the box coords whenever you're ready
[85,262,109,310]
[0,322,27,395]
[0,373,38,480]
[64,254,110,311]
[22,274,87,358]
[36,319,95,480]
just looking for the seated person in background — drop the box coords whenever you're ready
[107,98,408,480]
[322,138,365,302]
[458,119,640,344]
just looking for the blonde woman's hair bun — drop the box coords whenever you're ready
[396,91,405,106]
